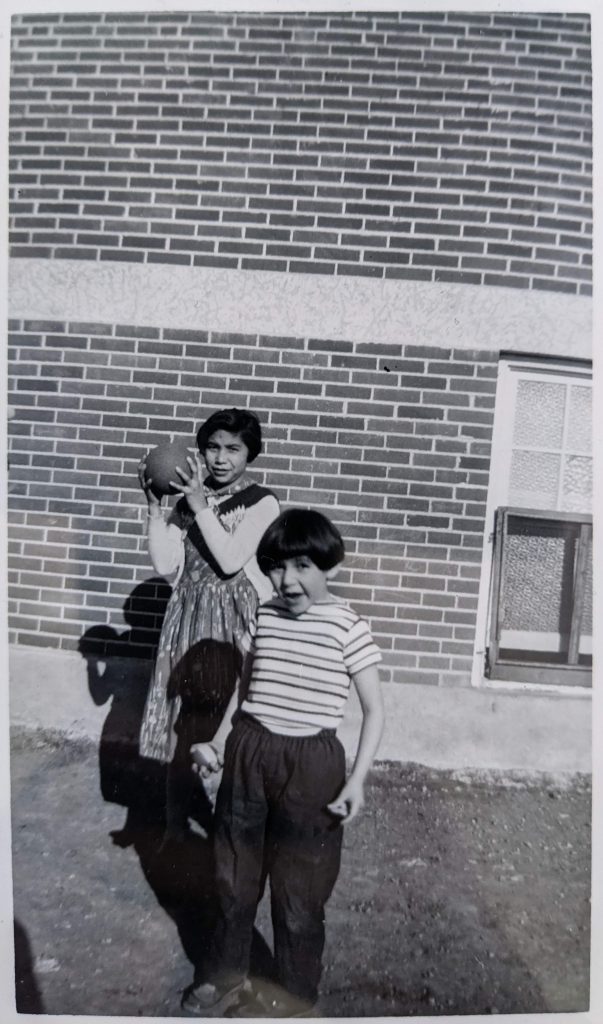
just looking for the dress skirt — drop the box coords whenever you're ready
[139,558,258,764]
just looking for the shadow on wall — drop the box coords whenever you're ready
[14,918,44,1013]
[78,577,171,805]
[77,578,237,830]
[77,578,275,989]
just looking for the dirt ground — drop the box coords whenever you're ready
[10,728,591,1018]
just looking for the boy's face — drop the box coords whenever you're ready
[268,555,335,615]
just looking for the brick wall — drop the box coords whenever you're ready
[7,320,497,686]
[9,10,592,295]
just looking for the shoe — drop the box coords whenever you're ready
[181,979,248,1016]
[226,989,317,1018]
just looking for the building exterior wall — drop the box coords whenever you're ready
[7,318,497,686]
[10,10,592,293]
[7,10,592,703]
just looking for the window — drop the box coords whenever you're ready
[474,358,592,688]
[508,377,592,513]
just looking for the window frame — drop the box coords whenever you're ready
[471,355,593,691]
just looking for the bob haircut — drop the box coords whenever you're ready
[196,408,262,463]
[257,509,345,575]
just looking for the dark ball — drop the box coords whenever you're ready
[143,438,194,497]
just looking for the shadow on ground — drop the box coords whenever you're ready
[14,918,44,1013]
[10,580,591,1016]
[74,579,274,1001]
[10,729,591,1018]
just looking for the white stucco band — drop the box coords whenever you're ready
[9,258,592,358]
[8,646,591,775]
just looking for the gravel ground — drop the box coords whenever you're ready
[10,729,591,1018]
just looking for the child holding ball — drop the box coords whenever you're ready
[182,509,384,1017]
[138,408,280,840]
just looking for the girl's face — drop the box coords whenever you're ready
[203,429,249,487]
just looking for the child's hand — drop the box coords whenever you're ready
[190,741,224,779]
[138,454,161,509]
[327,778,365,823]
[170,454,208,515]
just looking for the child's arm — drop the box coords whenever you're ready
[171,454,280,574]
[147,512,184,577]
[193,496,280,574]
[139,456,184,577]
[190,649,253,777]
[327,664,384,822]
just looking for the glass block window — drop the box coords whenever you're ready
[508,376,592,513]
[509,451,560,509]
[566,386,592,454]
[513,380,566,448]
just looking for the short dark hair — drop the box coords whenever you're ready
[196,408,262,463]
[257,509,345,574]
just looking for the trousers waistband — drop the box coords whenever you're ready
[236,711,338,743]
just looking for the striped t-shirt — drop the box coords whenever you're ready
[239,599,382,736]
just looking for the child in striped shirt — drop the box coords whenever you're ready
[182,510,384,1018]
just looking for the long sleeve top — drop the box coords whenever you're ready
[147,482,280,602]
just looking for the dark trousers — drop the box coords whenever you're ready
[209,714,345,1005]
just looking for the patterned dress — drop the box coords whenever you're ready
[139,480,278,765]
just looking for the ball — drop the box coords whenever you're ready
[143,437,194,497]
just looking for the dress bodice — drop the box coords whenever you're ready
[173,480,278,584]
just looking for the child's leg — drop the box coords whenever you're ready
[267,730,345,1008]
[206,716,270,989]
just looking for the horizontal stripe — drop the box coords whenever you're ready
[252,654,352,682]
[245,684,346,708]
[253,638,347,660]
[246,693,342,715]
[249,669,349,694]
